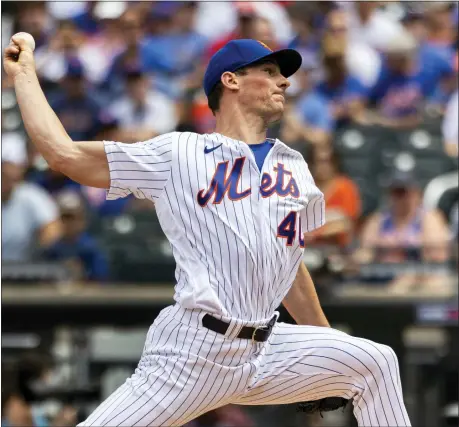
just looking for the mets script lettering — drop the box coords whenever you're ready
[197,158,299,207]
[197,157,251,207]
[260,163,299,198]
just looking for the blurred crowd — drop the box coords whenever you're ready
[1,1,458,287]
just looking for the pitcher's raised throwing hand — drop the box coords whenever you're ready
[3,32,36,79]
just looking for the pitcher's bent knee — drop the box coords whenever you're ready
[354,339,399,381]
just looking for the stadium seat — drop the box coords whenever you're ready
[375,127,408,167]
[353,177,381,217]
[380,150,457,190]
[334,125,387,173]
[340,155,384,183]
[333,125,376,157]
[396,127,444,157]
[96,213,175,283]
[423,172,459,225]
[97,211,163,237]
[333,126,392,215]
[106,243,175,283]
[413,156,457,188]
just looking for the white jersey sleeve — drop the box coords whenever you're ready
[300,159,326,233]
[103,132,175,201]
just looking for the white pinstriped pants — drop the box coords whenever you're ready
[79,304,411,427]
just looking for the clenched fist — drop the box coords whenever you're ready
[3,33,36,79]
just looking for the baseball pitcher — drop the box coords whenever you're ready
[4,34,411,427]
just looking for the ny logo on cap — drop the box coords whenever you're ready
[257,40,272,51]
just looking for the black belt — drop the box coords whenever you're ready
[202,314,276,342]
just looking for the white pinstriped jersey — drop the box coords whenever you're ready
[104,132,325,321]
[83,133,410,427]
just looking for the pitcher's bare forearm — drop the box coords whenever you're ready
[14,70,72,167]
[13,70,109,188]
[282,262,330,327]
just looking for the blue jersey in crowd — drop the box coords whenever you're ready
[51,95,111,141]
[369,45,454,117]
[296,92,335,131]
[314,75,367,127]
[315,75,368,104]
[139,32,207,98]
[44,233,109,281]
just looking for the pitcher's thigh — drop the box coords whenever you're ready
[237,323,399,406]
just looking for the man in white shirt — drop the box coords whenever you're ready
[347,1,405,52]
[108,68,178,143]
[442,90,458,157]
[325,7,381,87]
[1,132,61,262]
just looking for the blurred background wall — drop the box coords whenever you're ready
[1,1,458,426]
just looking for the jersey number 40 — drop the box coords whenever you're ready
[277,211,305,248]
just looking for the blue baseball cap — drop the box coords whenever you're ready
[203,39,302,97]
[386,170,419,189]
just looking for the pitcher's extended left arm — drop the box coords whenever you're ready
[282,262,330,327]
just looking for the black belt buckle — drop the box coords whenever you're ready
[251,314,276,343]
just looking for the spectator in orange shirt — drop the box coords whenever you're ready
[306,146,361,248]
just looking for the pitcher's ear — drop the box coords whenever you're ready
[221,71,240,92]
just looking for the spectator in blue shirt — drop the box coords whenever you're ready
[402,10,457,109]
[423,2,457,64]
[141,2,207,99]
[51,58,114,141]
[71,1,100,36]
[314,33,367,128]
[420,42,457,108]
[30,167,131,218]
[29,167,81,196]
[286,4,321,79]
[281,65,334,148]
[102,8,147,102]
[43,191,109,282]
[33,59,118,196]
[296,90,334,135]
[364,30,455,129]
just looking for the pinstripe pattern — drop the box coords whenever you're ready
[78,132,410,426]
[236,322,410,426]
[104,132,324,319]
[80,306,410,426]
